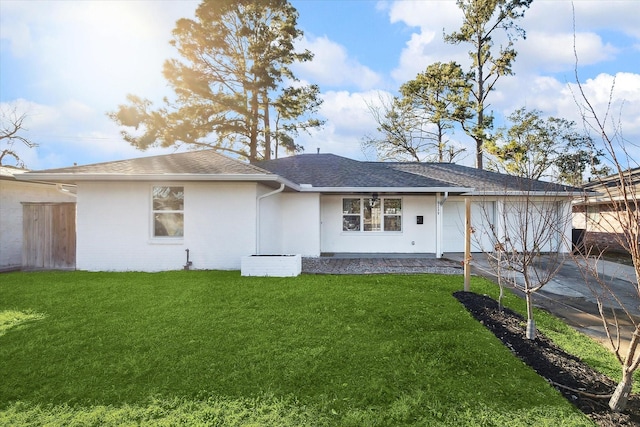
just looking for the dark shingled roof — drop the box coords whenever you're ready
[255,154,457,189]
[257,154,580,193]
[26,150,271,176]
[388,162,581,193]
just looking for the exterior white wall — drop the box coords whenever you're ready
[73,181,575,271]
[320,194,437,254]
[258,191,320,256]
[500,198,572,253]
[0,179,75,269]
[281,192,320,256]
[76,181,258,272]
[442,199,495,253]
[257,187,283,255]
[442,196,573,254]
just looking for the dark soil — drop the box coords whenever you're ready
[454,291,640,427]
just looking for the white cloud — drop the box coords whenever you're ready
[567,72,640,133]
[515,31,618,74]
[387,0,466,83]
[387,0,461,30]
[295,35,383,91]
[320,90,381,134]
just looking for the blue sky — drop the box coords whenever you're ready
[1,0,638,170]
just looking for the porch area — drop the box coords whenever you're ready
[302,253,463,275]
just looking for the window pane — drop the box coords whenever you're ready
[384,216,402,231]
[364,198,381,231]
[343,215,360,231]
[343,198,360,214]
[153,186,184,210]
[155,213,184,237]
[384,199,401,214]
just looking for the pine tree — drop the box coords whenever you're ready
[109,0,322,161]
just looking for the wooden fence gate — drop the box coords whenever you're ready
[22,202,76,270]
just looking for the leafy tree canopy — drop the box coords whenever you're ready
[485,107,606,185]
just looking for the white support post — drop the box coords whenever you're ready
[464,197,471,291]
[436,193,442,258]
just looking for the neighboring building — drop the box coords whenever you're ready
[0,166,76,270]
[573,167,640,253]
[17,150,581,272]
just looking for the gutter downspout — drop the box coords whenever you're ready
[256,183,285,254]
[56,184,77,198]
[436,191,449,258]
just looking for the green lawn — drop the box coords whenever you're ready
[0,271,600,426]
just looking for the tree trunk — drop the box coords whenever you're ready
[475,38,484,170]
[609,370,633,412]
[249,89,259,161]
[525,293,536,340]
[262,90,271,160]
[437,122,444,162]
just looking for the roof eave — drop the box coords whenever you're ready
[467,190,586,197]
[16,173,285,184]
[299,186,474,194]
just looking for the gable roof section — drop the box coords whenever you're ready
[18,150,285,185]
[255,154,471,193]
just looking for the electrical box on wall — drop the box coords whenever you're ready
[416,215,424,225]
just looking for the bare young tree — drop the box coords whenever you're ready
[477,184,573,339]
[565,1,640,409]
[571,74,640,412]
[0,105,37,168]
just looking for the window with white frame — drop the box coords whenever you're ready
[152,186,184,238]
[342,197,402,232]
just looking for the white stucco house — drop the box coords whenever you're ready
[16,150,581,272]
[0,165,76,270]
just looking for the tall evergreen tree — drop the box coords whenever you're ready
[399,61,472,162]
[109,0,322,161]
[444,0,533,169]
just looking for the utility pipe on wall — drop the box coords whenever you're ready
[255,183,285,254]
[435,191,449,258]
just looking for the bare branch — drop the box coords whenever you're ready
[0,105,38,168]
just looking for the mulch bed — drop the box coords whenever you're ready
[454,291,640,427]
